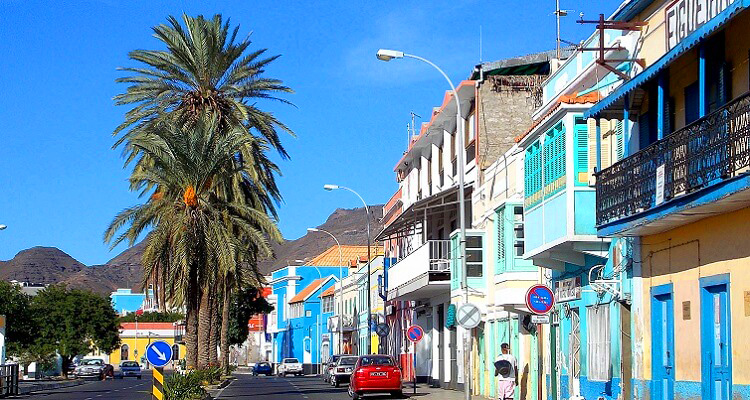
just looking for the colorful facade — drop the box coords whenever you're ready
[590,1,750,399]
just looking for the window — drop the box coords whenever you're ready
[305,310,312,318]
[587,305,611,381]
[120,344,129,361]
[289,303,304,319]
[322,296,334,313]
[543,122,566,198]
[513,206,525,257]
[574,118,589,185]
[524,141,543,208]
[466,235,483,277]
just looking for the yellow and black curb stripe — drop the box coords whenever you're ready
[152,367,164,400]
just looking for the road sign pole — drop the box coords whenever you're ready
[152,366,164,400]
[413,341,417,395]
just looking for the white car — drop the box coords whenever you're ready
[277,358,303,376]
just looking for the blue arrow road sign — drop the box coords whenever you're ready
[146,340,173,368]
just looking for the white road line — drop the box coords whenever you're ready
[213,379,235,399]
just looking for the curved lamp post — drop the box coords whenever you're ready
[323,184,373,354]
[308,228,344,356]
[376,49,470,400]
[0,225,7,230]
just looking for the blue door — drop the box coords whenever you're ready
[651,286,674,400]
[701,280,731,400]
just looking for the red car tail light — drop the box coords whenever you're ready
[355,368,365,377]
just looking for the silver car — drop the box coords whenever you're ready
[330,356,358,387]
[73,359,105,379]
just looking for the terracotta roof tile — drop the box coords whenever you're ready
[515,91,602,143]
[320,285,336,298]
[306,245,383,266]
[289,278,327,304]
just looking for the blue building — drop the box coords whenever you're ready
[269,261,348,373]
[110,288,154,315]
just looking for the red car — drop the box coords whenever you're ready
[348,354,403,399]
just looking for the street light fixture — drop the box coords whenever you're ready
[376,49,470,400]
[307,228,345,356]
[0,225,7,230]
[323,184,373,354]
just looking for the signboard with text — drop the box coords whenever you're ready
[666,0,737,50]
[554,277,582,302]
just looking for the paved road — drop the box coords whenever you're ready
[12,372,152,400]
[215,373,404,400]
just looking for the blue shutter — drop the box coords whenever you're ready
[615,120,624,161]
[496,207,506,274]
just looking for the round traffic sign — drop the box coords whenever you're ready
[526,284,555,315]
[376,323,390,337]
[145,340,173,368]
[457,303,481,329]
[406,325,424,343]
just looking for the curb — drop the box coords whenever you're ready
[18,379,86,394]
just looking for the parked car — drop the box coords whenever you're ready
[277,358,303,376]
[118,361,142,379]
[330,355,358,387]
[323,355,342,382]
[72,359,106,380]
[252,362,273,376]
[348,355,402,399]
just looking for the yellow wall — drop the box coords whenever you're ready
[638,205,750,384]
[109,337,185,366]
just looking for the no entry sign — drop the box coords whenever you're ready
[406,325,424,343]
[526,284,555,315]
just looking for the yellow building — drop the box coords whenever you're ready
[109,322,186,368]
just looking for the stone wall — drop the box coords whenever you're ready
[477,75,545,181]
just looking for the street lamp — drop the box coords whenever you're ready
[308,228,345,356]
[376,49,470,400]
[323,184,373,354]
[0,225,7,230]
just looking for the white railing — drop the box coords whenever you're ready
[388,240,451,290]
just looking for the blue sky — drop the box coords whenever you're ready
[0,0,622,265]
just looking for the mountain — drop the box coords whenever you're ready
[257,205,385,274]
[0,247,85,285]
[0,205,384,294]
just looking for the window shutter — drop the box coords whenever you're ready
[575,118,588,185]
[600,119,611,169]
[587,118,597,174]
[496,208,505,273]
[615,120,624,161]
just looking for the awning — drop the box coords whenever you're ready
[584,2,748,119]
[375,185,472,241]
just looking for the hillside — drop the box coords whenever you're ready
[0,205,384,294]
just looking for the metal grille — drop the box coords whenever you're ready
[596,91,750,226]
[0,364,19,397]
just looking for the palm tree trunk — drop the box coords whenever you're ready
[220,279,231,373]
[209,290,219,366]
[185,272,199,369]
[198,284,213,369]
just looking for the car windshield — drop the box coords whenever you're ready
[339,357,358,366]
[283,358,299,363]
[121,361,139,367]
[257,363,269,367]
[330,355,340,363]
[81,359,103,366]
[359,356,394,366]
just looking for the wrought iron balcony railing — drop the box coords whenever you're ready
[596,91,750,227]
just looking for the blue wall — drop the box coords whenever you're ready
[526,192,567,253]
[574,190,597,235]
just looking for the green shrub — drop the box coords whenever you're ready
[163,371,207,400]
[192,366,222,385]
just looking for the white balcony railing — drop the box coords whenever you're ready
[388,240,451,290]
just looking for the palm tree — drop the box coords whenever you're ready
[112,13,292,365]
[105,115,280,368]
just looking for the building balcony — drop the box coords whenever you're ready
[386,240,451,301]
[597,91,750,236]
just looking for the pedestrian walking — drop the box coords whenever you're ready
[494,343,517,400]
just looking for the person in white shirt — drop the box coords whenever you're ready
[494,343,517,400]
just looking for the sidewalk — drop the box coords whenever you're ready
[405,383,491,400]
